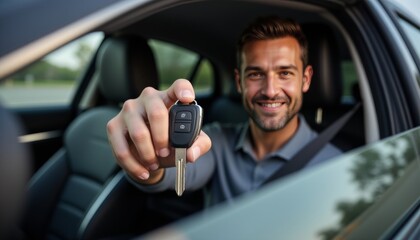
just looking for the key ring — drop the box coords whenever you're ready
[174,100,197,105]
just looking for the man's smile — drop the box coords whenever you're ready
[258,102,283,108]
[254,97,289,113]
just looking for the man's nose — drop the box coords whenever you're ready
[261,73,278,98]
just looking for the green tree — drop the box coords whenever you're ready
[10,59,78,82]
[74,40,93,70]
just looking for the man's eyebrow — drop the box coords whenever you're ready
[275,65,298,71]
[244,65,298,72]
[244,66,262,72]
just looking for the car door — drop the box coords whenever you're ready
[139,125,420,240]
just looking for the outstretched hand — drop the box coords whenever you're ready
[107,79,212,183]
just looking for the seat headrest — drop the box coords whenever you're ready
[303,23,342,107]
[96,35,159,104]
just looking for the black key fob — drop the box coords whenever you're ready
[169,100,203,148]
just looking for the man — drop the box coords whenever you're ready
[106,16,341,206]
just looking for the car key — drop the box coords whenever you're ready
[169,100,203,196]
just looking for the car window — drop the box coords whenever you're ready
[341,60,358,104]
[151,127,420,240]
[0,32,104,108]
[149,39,214,95]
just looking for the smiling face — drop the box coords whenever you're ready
[235,36,312,132]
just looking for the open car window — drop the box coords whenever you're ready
[0,32,104,108]
[150,39,215,95]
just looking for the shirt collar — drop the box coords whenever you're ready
[235,115,315,161]
[235,121,249,151]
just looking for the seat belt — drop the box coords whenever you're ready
[263,103,361,185]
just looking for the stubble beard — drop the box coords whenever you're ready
[246,95,301,132]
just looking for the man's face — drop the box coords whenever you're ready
[235,36,312,132]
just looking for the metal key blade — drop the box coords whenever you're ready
[175,148,186,196]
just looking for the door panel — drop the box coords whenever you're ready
[15,106,72,174]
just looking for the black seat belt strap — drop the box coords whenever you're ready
[263,103,361,185]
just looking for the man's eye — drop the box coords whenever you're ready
[248,72,263,79]
[280,71,293,78]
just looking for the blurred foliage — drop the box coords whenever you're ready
[74,40,93,69]
[7,39,215,91]
[6,38,94,85]
[341,61,358,99]
[8,60,78,83]
[149,40,213,92]
[318,136,415,239]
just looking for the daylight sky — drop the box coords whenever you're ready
[395,0,419,18]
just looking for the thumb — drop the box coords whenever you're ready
[162,79,195,107]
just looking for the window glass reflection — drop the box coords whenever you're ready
[163,128,420,240]
[320,131,419,239]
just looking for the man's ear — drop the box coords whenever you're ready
[234,68,242,93]
[302,65,313,93]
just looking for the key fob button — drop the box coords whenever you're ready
[176,111,192,120]
[175,123,191,132]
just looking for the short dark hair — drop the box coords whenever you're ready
[236,16,308,69]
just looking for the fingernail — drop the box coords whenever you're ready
[149,163,159,171]
[158,148,170,157]
[181,90,194,99]
[192,146,201,162]
[139,172,149,180]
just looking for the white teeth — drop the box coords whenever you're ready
[261,103,281,108]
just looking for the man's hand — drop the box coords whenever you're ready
[106,79,212,184]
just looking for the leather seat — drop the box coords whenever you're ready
[302,23,364,150]
[19,35,159,240]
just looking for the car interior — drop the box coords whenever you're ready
[8,1,383,239]
[17,34,204,239]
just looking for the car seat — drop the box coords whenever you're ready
[19,35,159,240]
[301,23,365,150]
